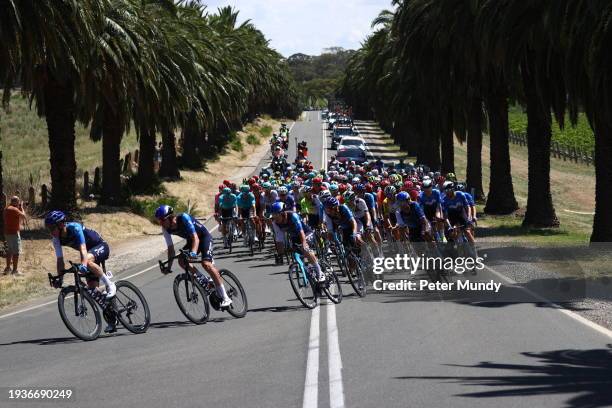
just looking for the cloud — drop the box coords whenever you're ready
[202,0,392,56]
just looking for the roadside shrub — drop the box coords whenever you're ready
[128,195,196,224]
[259,125,273,138]
[230,138,244,152]
[246,134,260,146]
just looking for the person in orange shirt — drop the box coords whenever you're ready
[4,196,27,276]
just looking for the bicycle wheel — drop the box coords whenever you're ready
[173,274,210,324]
[288,263,318,309]
[247,221,255,257]
[321,261,342,304]
[346,254,367,297]
[219,269,248,318]
[113,280,151,334]
[57,286,102,341]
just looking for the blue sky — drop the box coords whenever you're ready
[203,0,393,57]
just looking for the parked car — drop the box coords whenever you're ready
[338,136,366,151]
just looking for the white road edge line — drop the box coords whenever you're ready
[484,264,612,339]
[303,306,320,408]
[0,225,221,320]
[327,302,346,408]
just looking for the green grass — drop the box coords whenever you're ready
[246,134,260,146]
[230,138,243,152]
[128,195,197,224]
[259,125,273,138]
[0,92,140,193]
[508,105,594,151]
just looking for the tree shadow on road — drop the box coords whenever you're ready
[0,333,129,346]
[394,346,612,408]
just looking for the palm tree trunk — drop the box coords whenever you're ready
[182,111,201,169]
[100,112,123,206]
[44,76,77,212]
[441,111,455,174]
[466,98,484,200]
[417,130,441,171]
[159,127,180,180]
[590,114,612,242]
[0,150,4,240]
[137,128,156,187]
[484,84,518,214]
[521,61,559,228]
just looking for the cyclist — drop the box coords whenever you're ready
[45,211,117,332]
[381,185,400,241]
[343,190,377,249]
[237,185,258,244]
[218,187,238,248]
[395,192,432,242]
[456,183,477,223]
[270,203,324,282]
[322,197,362,249]
[155,205,232,308]
[355,183,383,251]
[419,179,445,242]
[277,186,296,212]
[442,183,475,243]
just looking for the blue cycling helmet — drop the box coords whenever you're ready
[45,210,66,225]
[270,201,285,214]
[355,183,366,192]
[155,205,174,219]
[222,187,232,194]
[396,191,410,202]
[323,197,339,208]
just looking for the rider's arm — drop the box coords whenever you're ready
[52,237,65,274]
[163,229,175,269]
[190,232,199,254]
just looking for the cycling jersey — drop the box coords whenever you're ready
[52,222,109,264]
[237,192,256,209]
[442,191,470,218]
[272,211,312,245]
[419,189,442,208]
[396,202,426,229]
[218,193,237,210]
[382,198,399,217]
[324,204,355,232]
[162,213,214,261]
[362,192,377,210]
[463,191,475,207]
[263,191,279,212]
[346,198,368,219]
[279,194,296,211]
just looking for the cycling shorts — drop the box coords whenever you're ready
[220,208,234,220]
[239,208,252,219]
[182,233,214,262]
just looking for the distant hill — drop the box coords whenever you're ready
[287,47,356,108]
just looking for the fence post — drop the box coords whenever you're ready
[93,167,101,192]
[83,171,89,195]
[41,184,48,208]
[28,186,35,206]
[123,152,131,173]
[133,149,139,164]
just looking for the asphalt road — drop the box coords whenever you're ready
[1,110,611,408]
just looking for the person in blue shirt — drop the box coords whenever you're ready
[218,187,238,247]
[419,179,444,241]
[442,183,475,243]
[355,183,383,249]
[155,205,232,308]
[395,192,432,242]
[45,210,115,296]
[322,197,362,248]
[236,185,258,243]
[45,210,117,333]
[455,183,477,224]
[277,186,296,212]
[270,203,324,282]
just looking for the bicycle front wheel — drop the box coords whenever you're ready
[173,274,210,324]
[219,269,248,318]
[113,280,151,334]
[347,254,367,297]
[288,264,318,309]
[321,261,342,304]
[58,286,102,341]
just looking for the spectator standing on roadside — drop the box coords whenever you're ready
[3,196,26,276]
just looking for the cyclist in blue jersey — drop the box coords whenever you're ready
[270,203,324,282]
[395,192,432,242]
[45,211,116,298]
[218,187,238,247]
[456,183,477,224]
[419,179,445,241]
[155,205,232,308]
[236,185,258,243]
[355,184,383,249]
[322,197,362,247]
[442,183,475,243]
[277,186,296,212]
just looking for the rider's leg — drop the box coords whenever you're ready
[202,261,231,304]
[303,248,325,281]
[85,245,115,297]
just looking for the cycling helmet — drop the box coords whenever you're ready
[355,183,366,192]
[278,186,289,195]
[403,181,414,190]
[444,181,455,191]
[422,179,433,189]
[45,210,66,225]
[240,185,250,193]
[154,205,173,220]
[308,172,317,179]
[223,179,231,186]
[319,190,332,200]
[396,191,410,202]
[218,184,225,192]
[222,187,232,194]
[455,183,466,192]
[252,183,261,191]
[303,185,312,193]
[409,189,420,201]
[344,191,356,201]
[270,201,285,214]
[339,183,348,194]
[262,182,272,190]
[323,197,339,208]
[446,172,457,182]
[384,185,397,197]
[329,183,339,193]
[312,177,323,184]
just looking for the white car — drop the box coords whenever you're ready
[338,136,366,151]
